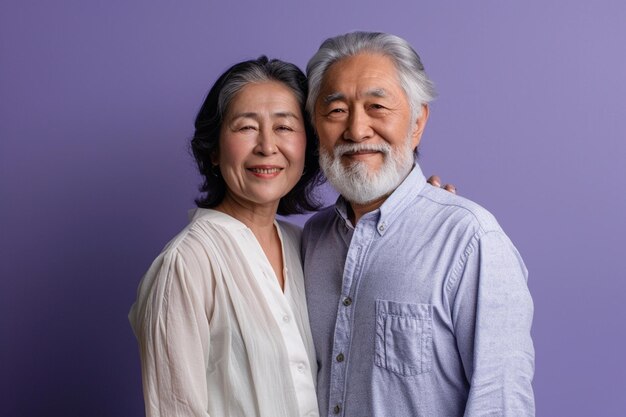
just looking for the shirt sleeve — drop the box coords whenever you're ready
[133,248,212,417]
[451,230,535,416]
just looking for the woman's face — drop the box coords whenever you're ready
[215,81,307,211]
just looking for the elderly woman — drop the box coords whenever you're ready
[129,57,323,417]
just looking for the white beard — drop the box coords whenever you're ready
[319,137,415,205]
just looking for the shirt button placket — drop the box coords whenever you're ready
[331,296,351,415]
[332,240,361,417]
[297,363,306,374]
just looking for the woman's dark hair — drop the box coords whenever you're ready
[191,56,323,215]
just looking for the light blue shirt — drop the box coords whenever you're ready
[302,164,535,417]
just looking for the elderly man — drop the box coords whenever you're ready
[302,32,535,417]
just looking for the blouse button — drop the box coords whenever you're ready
[343,297,352,306]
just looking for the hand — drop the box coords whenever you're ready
[427,175,457,194]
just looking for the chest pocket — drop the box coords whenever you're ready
[374,300,433,377]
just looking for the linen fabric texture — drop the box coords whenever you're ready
[129,209,319,417]
[302,164,535,417]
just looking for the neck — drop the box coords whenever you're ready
[346,163,415,224]
[348,193,390,225]
[215,194,278,235]
[216,193,285,291]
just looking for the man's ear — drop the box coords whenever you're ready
[411,104,429,149]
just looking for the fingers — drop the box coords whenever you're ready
[427,175,442,188]
[427,175,457,194]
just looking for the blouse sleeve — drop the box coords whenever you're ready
[132,247,212,417]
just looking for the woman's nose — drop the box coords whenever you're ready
[256,129,278,155]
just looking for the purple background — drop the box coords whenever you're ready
[2,1,625,416]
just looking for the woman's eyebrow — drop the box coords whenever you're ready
[273,111,300,120]
[230,112,259,120]
[230,111,300,120]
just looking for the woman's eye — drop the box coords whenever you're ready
[276,125,294,132]
[238,125,256,131]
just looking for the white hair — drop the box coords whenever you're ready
[306,31,437,124]
[318,134,416,204]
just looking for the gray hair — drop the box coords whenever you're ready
[218,61,306,119]
[191,56,322,215]
[306,31,436,122]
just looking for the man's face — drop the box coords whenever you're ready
[313,53,428,204]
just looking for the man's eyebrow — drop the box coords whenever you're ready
[365,88,387,98]
[322,92,345,104]
[322,89,388,104]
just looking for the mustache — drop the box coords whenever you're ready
[332,143,392,157]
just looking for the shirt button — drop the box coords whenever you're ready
[336,353,344,362]
[297,363,306,373]
[343,297,352,306]
[333,404,341,414]
[378,223,386,232]
[282,315,290,323]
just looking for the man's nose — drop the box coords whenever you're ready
[344,108,373,142]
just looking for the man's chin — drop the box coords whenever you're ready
[328,175,396,205]
[345,192,390,206]
[339,161,383,179]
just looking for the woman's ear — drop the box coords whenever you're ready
[210,149,219,166]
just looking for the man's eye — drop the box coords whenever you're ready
[238,125,256,131]
[370,104,386,110]
[327,108,346,115]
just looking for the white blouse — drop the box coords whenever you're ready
[129,209,319,417]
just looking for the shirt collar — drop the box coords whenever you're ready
[334,162,427,235]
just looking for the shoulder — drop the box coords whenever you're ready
[129,224,203,331]
[130,211,223,315]
[300,206,341,256]
[303,205,336,234]
[277,218,303,245]
[142,208,244,282]
[417,184,503,236]
[417,187,528,278]
[163,208,245,253]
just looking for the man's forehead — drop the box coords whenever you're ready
[321,88,389,104]
[319,53,402,90]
